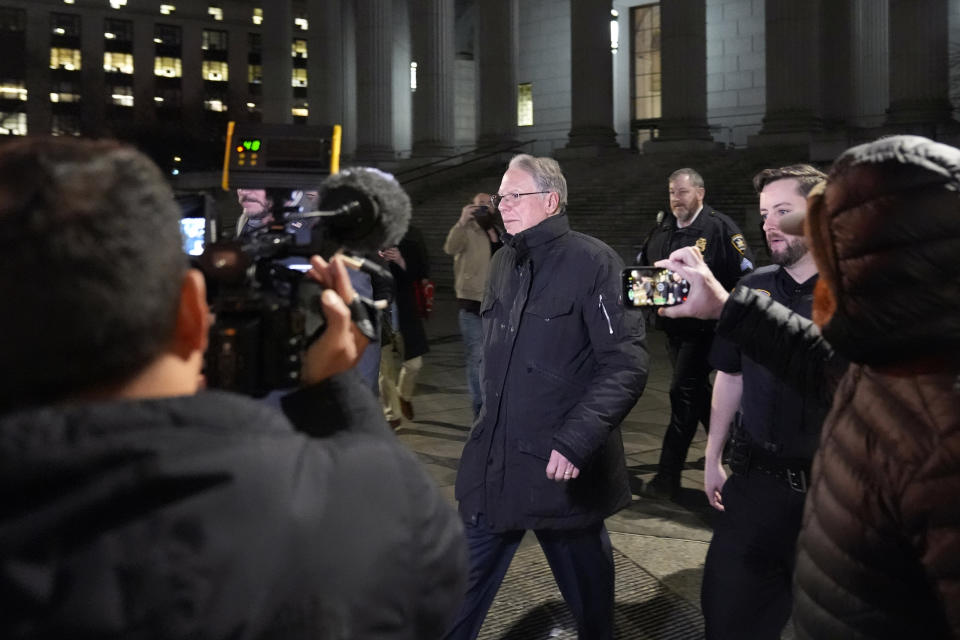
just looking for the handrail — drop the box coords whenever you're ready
[396,139,536,185]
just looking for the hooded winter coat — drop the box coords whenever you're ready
[791,136,960,639]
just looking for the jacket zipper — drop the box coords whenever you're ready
[598,294,613,334]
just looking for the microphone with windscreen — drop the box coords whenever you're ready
[292,166,411,256]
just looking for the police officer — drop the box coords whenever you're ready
[639,167,754,499]
[700,165,826,639]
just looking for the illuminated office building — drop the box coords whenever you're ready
[1,0,959,167]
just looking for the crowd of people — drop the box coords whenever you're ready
[0,133,957,640]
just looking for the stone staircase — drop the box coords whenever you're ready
[400,146,820,294]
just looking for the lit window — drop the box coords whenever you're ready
[246,101,256,108]
[63,0,75,4]
[208,6,223,21]
[295,17,308,31]
[291,68,307,88]
[0,112,28,135]
[154,96,164,103]
[202,60,229,81]
[518,82,533,126]
[109,0,127,9]
[291,39,307,59]
[291,106,308,118]
[105,32,115,39]
[248,64,262,83]
[409,61,417,91]
[204,99,226,112]
[154,56,182,77]
[160,4,175,15]
[202,29,228,51]
[52,113,81,136]
[610,9,619,52]
[51,13,81,37]
[1,81,27,101]
[109,86,134,106]
[50,48,82,71]
[252,8,262,25]
[103,52,133,74]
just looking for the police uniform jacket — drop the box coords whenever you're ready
[640,204,753,336]
[710,265,821,460]
[455,212,648,532]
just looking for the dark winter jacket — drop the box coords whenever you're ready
[388,226,431,361]
[0,373,467,639]
[455,213,648,532]
[789,135,960,639]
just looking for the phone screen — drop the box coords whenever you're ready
[622,267,689,308]
[180,216,206,256]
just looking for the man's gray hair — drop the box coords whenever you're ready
[508,154,568,212]
[669,168,704,189]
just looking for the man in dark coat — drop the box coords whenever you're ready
[445,154,649,640]
[639,167,754,499]
[0,137,467,639]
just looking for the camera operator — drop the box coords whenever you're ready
[655,135,960,639]
[234,186,384,393]
[0,137,467,639]
[443,193,502,418]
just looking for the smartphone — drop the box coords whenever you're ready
[180,216,206,256]
[621,267,689,308]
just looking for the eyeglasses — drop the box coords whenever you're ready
[490,191,550,209]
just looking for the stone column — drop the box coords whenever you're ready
[354,0,396,159]
[24,6,51,136]
[227,23,248,118]
[566,0,617,149]
[411,0,456,157]
[262,0,293,124]
[476,0,517,146]
[180,21,204,137]
[308,0,346,127]
[645,0,713,150]
[885,0,952,130]
[80,13,106,136]
[849,0,888,128]
[132,15,156,127]
[754,0,823,142]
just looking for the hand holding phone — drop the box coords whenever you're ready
[621,267,689,308]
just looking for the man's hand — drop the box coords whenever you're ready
[654,246,729,320]
[459,202,479,225]
[704,458,728,511]
[379,246,406,271]
[300,255,371,384]
[546,449,580,482]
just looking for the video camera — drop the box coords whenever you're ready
[182,122,410,397]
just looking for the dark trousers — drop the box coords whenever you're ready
[443,514,615,640]
[701,472,807,639]
[656,332,714,483]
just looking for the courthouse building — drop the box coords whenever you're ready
[1,0,959,169]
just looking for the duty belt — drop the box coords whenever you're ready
[728,439,812,493]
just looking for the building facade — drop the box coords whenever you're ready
[2,0,959,169]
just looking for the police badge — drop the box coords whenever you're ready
[731,233,748,256]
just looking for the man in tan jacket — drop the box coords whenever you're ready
[443,193,501,417]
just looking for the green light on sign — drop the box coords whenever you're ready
[241,139,261,152]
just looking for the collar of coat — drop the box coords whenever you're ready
[503,212,570,264]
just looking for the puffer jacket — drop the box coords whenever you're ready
[792,135,960,639]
